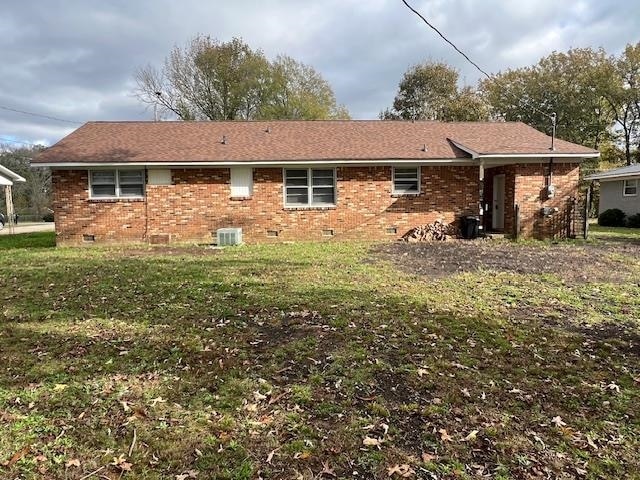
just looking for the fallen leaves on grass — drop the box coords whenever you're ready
[1,445,30,467]
[175,470,199,480]
[65,458,81,468]
[387,464,415,477]
[438,429,453,442]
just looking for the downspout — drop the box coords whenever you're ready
[478,159,485,234]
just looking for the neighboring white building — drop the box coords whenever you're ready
[0,164,26,228]
[586,164,640,216]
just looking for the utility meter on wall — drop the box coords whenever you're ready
[546,184,556,199]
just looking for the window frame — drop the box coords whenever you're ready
[392,166,421,195]
[623,179,638,197]
[283,167,337,208]
[88,169,146,199]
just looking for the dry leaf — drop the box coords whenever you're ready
[53,384,67,391]
[438,428,453,442]
[149,397,166,407]
[551,416,566,427]
[417,368,428,377]
[66,458,81,468]
[387,464,415,477]
[421,452,437,463]
[2,446,30,467]
[363,436,383,447]
[463,430,479,441]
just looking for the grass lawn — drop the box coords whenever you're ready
[1,231,639,479]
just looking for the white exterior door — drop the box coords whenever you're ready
[492,174,505,230]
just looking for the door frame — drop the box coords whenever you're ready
[492,174,505,230]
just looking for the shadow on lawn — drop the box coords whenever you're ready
[0,231,56,250]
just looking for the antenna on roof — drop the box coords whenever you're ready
[550,112,557,151]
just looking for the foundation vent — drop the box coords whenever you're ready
[217,228,243,246]
[82,234,96,243]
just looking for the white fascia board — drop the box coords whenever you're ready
[0,164,26,182]
[479,152,599,159]
[588,174,640,182]
[447,139,599,160]
[33,158,477,168]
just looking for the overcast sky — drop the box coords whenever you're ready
[1,0,638,147]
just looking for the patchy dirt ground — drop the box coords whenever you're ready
[374,239,640,284]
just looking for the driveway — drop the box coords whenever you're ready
[0,222,55,235]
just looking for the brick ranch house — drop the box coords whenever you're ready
[33,120,599,245]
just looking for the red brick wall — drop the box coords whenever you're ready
[483,162,580,238]
[52,170,147,243]
[513,163,580,239]
[51,165,480,244]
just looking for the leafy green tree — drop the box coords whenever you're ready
[134,36,348,121]
[259,55,349,120]
[381,61,488,121]
[480,48,615,148]
[603,42,640,165]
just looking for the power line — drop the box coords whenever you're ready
[401,0,556,123]
[401,0,492,79]
[0,104,82,125]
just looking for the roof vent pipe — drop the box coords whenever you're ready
[221,135,227,145]
[265,126,270,133]
[421,144,428,152]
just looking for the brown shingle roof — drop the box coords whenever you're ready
[33,120,598,164]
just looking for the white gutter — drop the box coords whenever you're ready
[448,139,599,159]
[0,164,26,182]
[33,158,476,168]
[586,173,640,181]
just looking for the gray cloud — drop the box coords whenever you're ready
[0,0,638,146]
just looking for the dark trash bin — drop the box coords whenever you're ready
[460,215,480,239]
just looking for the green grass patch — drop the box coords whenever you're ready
[0,231,638,478]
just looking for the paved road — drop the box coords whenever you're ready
[0,223,55,235]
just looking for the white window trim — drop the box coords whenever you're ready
[283,167,337,208]
[623,179,638,197]
[88,169,146,199]
[392,166,421,195]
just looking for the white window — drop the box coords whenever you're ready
[89,169,145,198]
[284,168,335,207]
[393,167,420,194]
[623,179,637,196]
[230,167,253,197]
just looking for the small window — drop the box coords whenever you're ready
[230,167,253,197]
[284,168,335,207]
[623,179,637,196]
[393,167,420,194]
[90,169,145,198]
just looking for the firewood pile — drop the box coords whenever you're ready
[401,220,454,242]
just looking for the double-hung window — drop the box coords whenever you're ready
[284,168,336,207]
[392,167,420,194]
[90,169,145,198]
[623,179,638,196]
